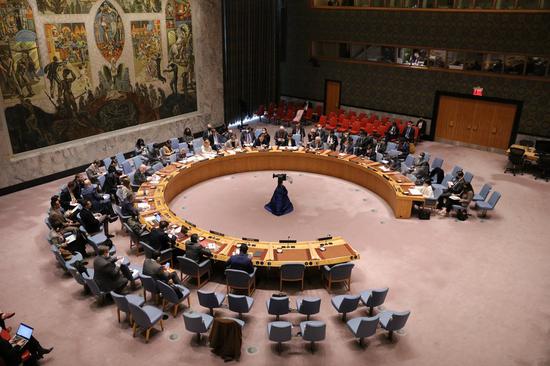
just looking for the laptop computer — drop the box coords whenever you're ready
[10,323,33,346]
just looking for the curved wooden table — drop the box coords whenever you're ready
[136,148,422,268]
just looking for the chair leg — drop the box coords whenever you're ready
[359,337,364,347]
[159,319,164,331]
[388,330,394,341]
[369,306,373,316]
[132,323,137,337]
[162,299,166,311]
[117,309,121,323]
[145,328,151,343]
[342,312,347,321]
[173,303,179,317]
[187,296,191,307]
[310,341,315,353]
[143,289,146,302]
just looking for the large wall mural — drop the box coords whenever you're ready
[1,0,197,154]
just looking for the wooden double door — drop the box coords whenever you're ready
[435,95,518,150]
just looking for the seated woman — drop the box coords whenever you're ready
[182,127,194,152]
[201,139,214,154]
[253,133,269,149]
[420,179,434,199]
[160,140,174,164]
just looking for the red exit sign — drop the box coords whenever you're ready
[472,86,484,96]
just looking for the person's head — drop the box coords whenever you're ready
[190,233,199,243]
[98,245,110,257]
[419,152,425,159]
[50,195,60,209]
[423,178,431,186]
[203,139,211,147]
[262,128,268,134]
[184,127,192,136]
[159,220,169,230]
[136,138,145,147]
[121,177,131,188]
[206,123,212,130]
[407,120,412,126]
[457,170,464,178]
[83,199,92,209]
[83,179,92,187]
[329,129,335,135]
[317,124,322,130]
[279,125,285,131]
[139,164,148,173]
[315,136,321,143]
[230,134,236,141]
[310,128,316,134]
[239,243,248,254]
[93,160,101,167]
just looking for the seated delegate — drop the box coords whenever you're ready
[184,234,212,263]
[226,244,254,274]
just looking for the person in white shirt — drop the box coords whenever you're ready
[420,179,434,199]
[201,139,213,154]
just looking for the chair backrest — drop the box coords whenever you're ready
[228,294,251,312]
[192,138,203,152]
[355,316,380,337]
[339,295,361,312]
[267,296,290,315]
[464,171,474,183]
[255,129,263,138]
[432,187,443,200]
[366,288,389,308]
[177,256,199,276]
[133,156,143,169]
[115,153,126,165]
[103,157,112,170]
[122,160,133,174]
[385,310,410,331]
[281,263,305,280]
[151,162,164,172]
[146,143,155,152]
[328,262,354,281]
[225,269,252,287]
[431,157,443,170]
[298,297,321,315]
[302,321,326,342]
[183,312,207,333]
[139,273,158,294]
[387,142,397,151]
[487,191,501,208]
[128,302,151,328]
[157,280,178,303]
[82,273,103,297]
[404,154,414,167]
[198,290,219,308]
[170,138,179,150]
[111,291,129,313]
[67,265,86,286]
[422,152,430,163]
[169,154,177,163]
[509,147,525,164]
[440,173,453,186]
[268,321,292,342]
[478,183,492,200]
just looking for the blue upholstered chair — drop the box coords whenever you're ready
[50,245,83,273]
[432,173,453,191]
[192,138,203,153]
[299,321,326,353]
[475,191,501,217]
[464,171,474,184]
[379,310,411,340]
[322,262,354,291]
[82,272,107,305]
[102,157,112,170]
[67,265,93,293]
[111,292,145,325]
[115,152,126,166]
[177,255,211,288]
[450,165,463,176]
[225,268,257,296]
[360,287,389,316]
[133,155,144,169]
[197,290,226,316]
[170,138,180,150]
[227,294,254,319]
[183,311,214,342]
[473,183,492,202]
[157,280,191,317]
[280,263,305,291]
[139,274,159,303]
[431,157,444,170]
[141,241,172,265]
[121,160,133,175]
[266,296,290,321]
[296,297,321,320]
[346,315,380,346]
[267,321,293,353]
[331,294,361,321]
[151,162,164,172]
[128,301,164,343]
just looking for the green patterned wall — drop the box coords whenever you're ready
[280,2,550,137]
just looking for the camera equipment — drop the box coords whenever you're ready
[272,173,287,181]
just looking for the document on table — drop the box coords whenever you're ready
[379,165,391,172]
[408,188,423,196]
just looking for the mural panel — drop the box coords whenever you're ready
[0,0,43,101]
[36,0,94,14]
[94,1,124,63]
[114,0,161,13]
[131,20,162,84]
[2,0,198,154]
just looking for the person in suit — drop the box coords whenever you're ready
[116,177,134,204]
[93,246,130,293]
[184,234,212,263]
[49,222,87,258]
[307,128,318,146]
[48,195,79,234]
[292,123,306,140]
[386,121,399,141]
[148,221,174,252]
[240,127,255,146]
[133,164,150,186]
[120,194,139,218]
[375,137,387,154]
[85,160,102,185]
[224,134,241,149]
[182,127,194,152]
[0,312,53,365]
[402,121,415,142]
[59,180,82,211]
[326,130,338,151]
[253,133,269,149]
[412,161,430,182]
[436,170,466,211]
[274,126,289,147]
[102,165,121,198]
[353,131,371,156]
[310,136,324,150]
[80,199,114,238]
[202,123,214,141]
[316,124,328,142]
[339,137,354,154]
[226,244,254,274]
[440,182,474,216]
[142,257,182,285]
[81,179,114,216]
[282,134,296,148]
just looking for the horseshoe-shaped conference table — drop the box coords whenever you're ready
[136,148,424,268]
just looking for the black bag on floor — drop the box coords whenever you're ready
[418,209,430,220]
[456,208,468,221]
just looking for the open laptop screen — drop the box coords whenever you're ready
[16,323,33,340]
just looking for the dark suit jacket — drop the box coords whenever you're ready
[121,201,139,218]
[60,187,81,211]
[148,228,172,251]
[185,241,212,262]
[240,131,255,145]
[0,337,21,366]
[80,207,101,234]
[142,258,165,281]
[226,254,254,273]
[403,126,414,140]
[93,256,127,292]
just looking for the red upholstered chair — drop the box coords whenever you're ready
[314,105,323,116]
[359,118,368,131]
[398,123,406,134]
[303,108,314,123]
[318,115,328,127]
[325,117,338,131]
[346,111,356,119]
[338,109,346,117]
[337,119,350,133]
[350,120,361,135]
[382,116,390,123]
[266,103,276,122]
[357,112,366,120]
[364,123,375,135]
[328,111,336,119]
[413,126,420,142]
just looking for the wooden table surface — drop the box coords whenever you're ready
[136,148,423,268]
